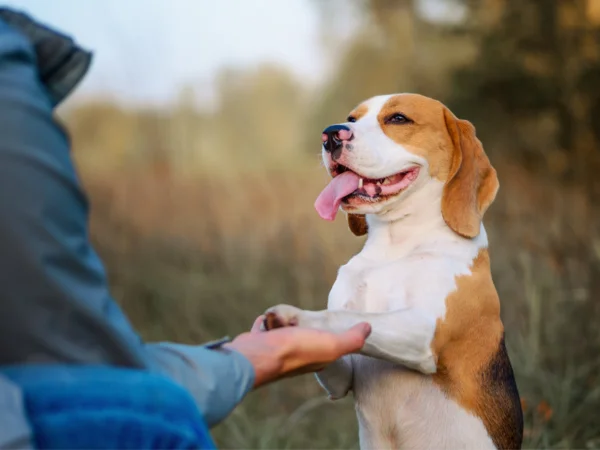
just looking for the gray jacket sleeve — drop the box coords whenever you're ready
[0,18,254,428]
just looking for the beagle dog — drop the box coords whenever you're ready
[263,94,523,449]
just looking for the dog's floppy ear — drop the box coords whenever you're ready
[442,108,499,239]
[347,213,368,237]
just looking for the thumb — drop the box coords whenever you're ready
[335,322,371,355]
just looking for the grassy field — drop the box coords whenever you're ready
[79,154,600,449]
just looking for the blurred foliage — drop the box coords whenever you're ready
[63,0,600,448]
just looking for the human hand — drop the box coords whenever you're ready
[224,316,371,388]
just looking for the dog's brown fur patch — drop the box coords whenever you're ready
[441,108,499,239]
[432,249,523,449]
[376,94,452,181]
[370,94,498,239]
[347,213,368,236]
[348,103,369,121]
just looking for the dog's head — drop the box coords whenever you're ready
[314,93,499,239]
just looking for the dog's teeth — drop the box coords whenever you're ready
[358,178,364,188]
[382,177,391,185]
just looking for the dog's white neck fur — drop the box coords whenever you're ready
[363,180,447,256]
[359,178,488,262]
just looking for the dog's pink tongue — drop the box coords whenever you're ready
[314,171,360,221]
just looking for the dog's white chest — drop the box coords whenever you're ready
[328,251,467,317]
[328,258,401,312]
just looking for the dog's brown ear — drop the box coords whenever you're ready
[442,108,499,239]
[347,213,368,236]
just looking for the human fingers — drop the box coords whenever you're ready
[280,322,371,366]
[332,322,371,355]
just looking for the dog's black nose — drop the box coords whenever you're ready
[322,124,353,155]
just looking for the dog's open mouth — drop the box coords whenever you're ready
[314,164,420,221]
[336,165,420,199]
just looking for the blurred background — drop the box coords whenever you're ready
[7,0,600,448]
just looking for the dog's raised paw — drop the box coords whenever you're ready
[263,305,301,330]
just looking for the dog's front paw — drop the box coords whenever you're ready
[263,304,303,331]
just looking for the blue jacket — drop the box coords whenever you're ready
[0,16,255,448]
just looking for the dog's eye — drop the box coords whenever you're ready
[385,113,411,124]
[347,116,357,123]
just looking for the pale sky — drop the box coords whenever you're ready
[3,0,463,107]
[4,0,324,107]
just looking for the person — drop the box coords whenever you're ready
[0,9,371,449]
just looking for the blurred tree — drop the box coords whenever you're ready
[136,110,172,180]
[170,85,212,174]
[212,65,307,169]
[451,0,600,186]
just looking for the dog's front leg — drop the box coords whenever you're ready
[264,305,438,374]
